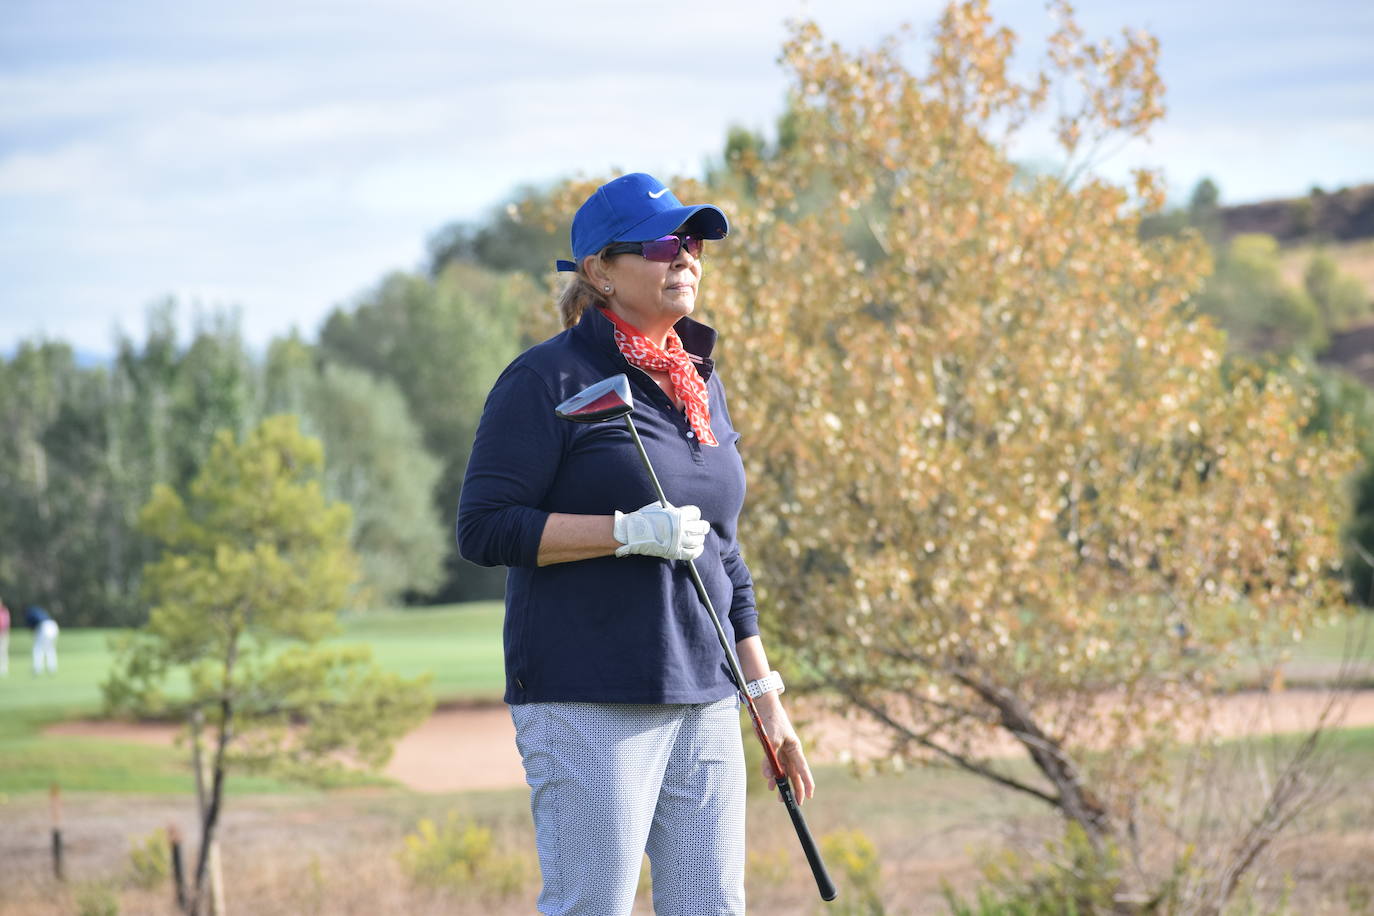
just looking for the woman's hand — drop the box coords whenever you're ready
[533,503,707,566]
[733,636,814,801]
[613,501,709,560]
[753,694,816,803]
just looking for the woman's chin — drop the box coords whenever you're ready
[661,292,696,317]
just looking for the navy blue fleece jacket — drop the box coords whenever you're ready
[456,306,758,705]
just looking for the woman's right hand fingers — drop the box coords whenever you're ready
[613,502,710,561]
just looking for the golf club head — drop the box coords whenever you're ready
[555,374,634,423]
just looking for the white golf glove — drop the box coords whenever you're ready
[613,501,710,561]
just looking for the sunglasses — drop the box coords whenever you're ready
[603,234,705,262]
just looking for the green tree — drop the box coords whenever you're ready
[1304,250,1371,330]
[1349,458,1374,605]
[1139,177,1222,243]
[1310,367,1374,605]
[427,183,567,278]
[1291,195,1317,237]
[533,3,1358,909]
[113,303,259,493]
[104,416,432,915]
[264,337,447,605]
[318,261,537,601]
[0,340,144,623]
[1,300,468,623]
[1197,233,1327,355]
[0,341,75,612]
[63,303,264,625]
[1188,177,1222,244]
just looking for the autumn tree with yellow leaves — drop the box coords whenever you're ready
[708,4,1357,909]
[524,2,1359,907]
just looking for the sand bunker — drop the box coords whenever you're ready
[45,688,1374,794]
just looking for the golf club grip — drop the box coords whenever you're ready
[778,778,838,901]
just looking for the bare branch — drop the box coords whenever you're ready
[833,681,1062,808]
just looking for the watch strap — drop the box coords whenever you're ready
[744,670,785,699]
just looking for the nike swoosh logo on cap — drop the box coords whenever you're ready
[648,188,669,199]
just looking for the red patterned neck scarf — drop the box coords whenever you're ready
[600,308,718,447]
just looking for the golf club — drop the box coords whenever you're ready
[556,373,838,903]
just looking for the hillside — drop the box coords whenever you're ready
[1221,183,1374,244]
[1321,318,1374,388]
[1218,184,1374,388]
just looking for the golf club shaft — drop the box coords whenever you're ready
[623,416,837,902]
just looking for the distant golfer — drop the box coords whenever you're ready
[0,595,10,675]
[25,605,59,675]
[458,173,814,914]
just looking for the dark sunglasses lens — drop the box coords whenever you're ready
[638,235,703,262]
[640,236,681,261]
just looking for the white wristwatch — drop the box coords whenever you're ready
[744,670,785,699]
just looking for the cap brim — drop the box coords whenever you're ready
[614,204,729,243]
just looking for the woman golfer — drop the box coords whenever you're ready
[458,172,814,914]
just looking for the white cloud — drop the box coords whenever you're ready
[0,142,110,194]
[1,0,1371,354]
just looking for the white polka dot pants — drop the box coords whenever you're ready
[510,698,746,915]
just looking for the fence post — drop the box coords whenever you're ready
[49,783,64,882]
[169,823,188,911]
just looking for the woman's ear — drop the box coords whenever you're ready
[582,254,611,288]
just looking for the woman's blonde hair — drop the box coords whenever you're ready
[556,255,611,329]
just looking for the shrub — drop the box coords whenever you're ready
[746,846,793,891]
[943,824,1122,916]
[399,812,531,900]
[821,828,885,915]
[74,883,120,916]
[127,828,170,890]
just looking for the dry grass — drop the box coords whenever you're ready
[1278,238,1374,303]
[0,767,1026,916]
[2,731,1372,915]
[0,791,532,916]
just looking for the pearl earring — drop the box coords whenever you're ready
[603,285,612,293]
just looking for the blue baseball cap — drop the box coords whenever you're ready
[555,173,729,272]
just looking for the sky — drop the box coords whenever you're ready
[3,0,1372,357]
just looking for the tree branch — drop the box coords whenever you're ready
[832,680,1062,808]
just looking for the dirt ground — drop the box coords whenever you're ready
[8,688,1374,915]
[43,687,1374,793]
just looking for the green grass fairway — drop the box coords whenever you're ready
[0,604,1367,796]
[0,724,308,795]
[1298,609,1374,661]
[0,602,505,721]
[0,627,139,717]
[332,601,505,702]
[0,602,506,795]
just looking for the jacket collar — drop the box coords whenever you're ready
[574,306,718,380]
